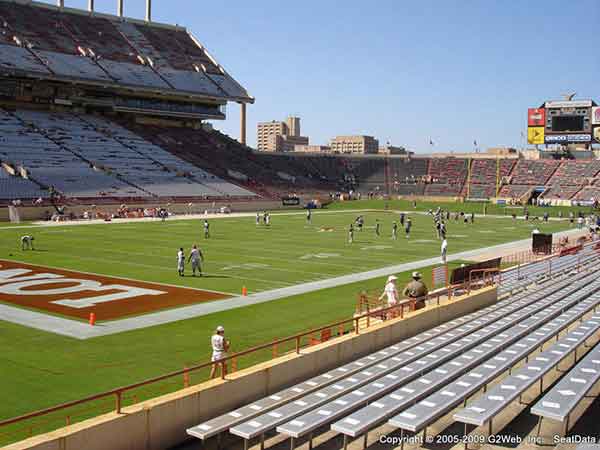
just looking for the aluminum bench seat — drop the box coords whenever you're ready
[530,341,600,432]
[453,315,600,427]
[389,294,600,434]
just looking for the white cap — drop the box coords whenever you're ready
[412,271,422,279]
[216,325,224,332]
[387,275,398,283]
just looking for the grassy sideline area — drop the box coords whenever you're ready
[0,201,574,443]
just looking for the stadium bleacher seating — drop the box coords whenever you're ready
[498,184,532,199]
[188,253,600,448]
[0,107,256,200]
[425,158,467,196]
[0,166,48,200]
[0,108,144,198]
[548,160,600,186]
[575,185,600,202]
[509,160,560,185]
[453,313,600,429]
[541,184,582,200]
[463,158,516,198]
[0,0,250,99]
[530,340,600,436]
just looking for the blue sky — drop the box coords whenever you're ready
[41,0,598,152]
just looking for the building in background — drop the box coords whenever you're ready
[257,116,308,152]
[330,135,379,154]
[286,116,301,137]
[486,147,518,156]
[379,145,409,155]
[294,144,331,153]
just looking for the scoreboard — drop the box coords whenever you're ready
[527,99,597,145]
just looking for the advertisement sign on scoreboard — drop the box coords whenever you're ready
[528,108,545,127]
[544,134,591,144]
[527,127,544,144]
[592,107,600,125]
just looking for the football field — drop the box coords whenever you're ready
[0,203,574,442]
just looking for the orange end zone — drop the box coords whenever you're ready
[0,260,230,321]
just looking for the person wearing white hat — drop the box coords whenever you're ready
[379,275,399,312]
[209,325,230,379]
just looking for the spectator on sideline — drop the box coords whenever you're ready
[209,326,230,379]
[379,275,399,310]
[403,272,429,310]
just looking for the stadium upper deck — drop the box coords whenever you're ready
[0,0,252,105]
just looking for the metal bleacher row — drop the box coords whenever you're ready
[187,249,600,449]
[498,246,597,296]
[530,335,600,436]
[0,108,256,199]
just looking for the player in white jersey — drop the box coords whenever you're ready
[21,235,35,250]
[209,325,230,379]
[441,238,448,264]
[177,248,185,276]
[187,244,204,276]
[203,220,210,239]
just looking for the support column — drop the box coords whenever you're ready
[57,0,64,7]
[117,0,123,17]
[145,0,152,21]
[88,0,94,12]
[240,102,247,146]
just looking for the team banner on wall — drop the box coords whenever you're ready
[528,108,545,127]
[527,127,545,144]
[592,107,600,125]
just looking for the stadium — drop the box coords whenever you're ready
[0,1,599,450]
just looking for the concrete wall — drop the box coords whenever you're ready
[0,200,296,222]
[5,286,497,450]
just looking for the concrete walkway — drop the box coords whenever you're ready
[0,227,586,339]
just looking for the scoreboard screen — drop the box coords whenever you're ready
[551,115,585,132]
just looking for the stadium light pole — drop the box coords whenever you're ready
[57,0,64,8]
[117,0,123,17]
[146,0,152,21]
[88,0,94,12]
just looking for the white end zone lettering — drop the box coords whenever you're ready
[0,267,165,309]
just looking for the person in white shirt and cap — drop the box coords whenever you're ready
[209,325,230,379]
[379,275,399,318]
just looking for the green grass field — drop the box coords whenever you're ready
[0,203,573,443]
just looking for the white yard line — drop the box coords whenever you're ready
[0,227,585,339]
